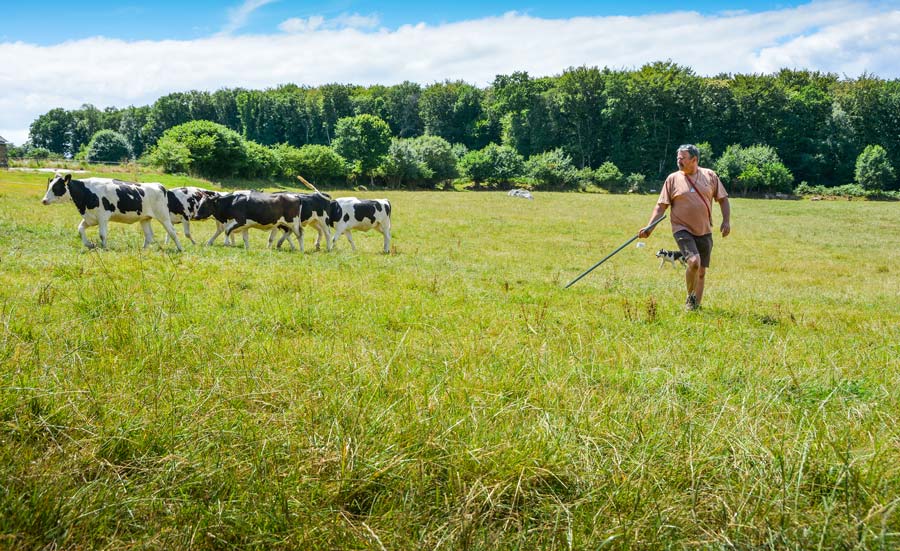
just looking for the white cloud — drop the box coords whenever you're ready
[279,16,325,33]
[219,0,278,36]
[330,13,381,30]
[279,13,380,33]
[0,0,898,145]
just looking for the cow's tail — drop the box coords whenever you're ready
[297,175,320,194]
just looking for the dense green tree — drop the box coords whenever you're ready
[272,144,347,184]
[84,130,133,163]
[715,144,794,194]
[458,143,524,185]
[855,145,896,191]
[525,148,579,189]
[320,84,355,144]
[152,120,246,177]
[420,81,488,149]
[118,106,151,158]
[332,114,392,184]
[378,138,432,186]
[410,135,458,184]
[29,108,72,155]
[69,104,105,156]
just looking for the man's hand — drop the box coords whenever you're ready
[720,221,731,237]
[638,227,653,239]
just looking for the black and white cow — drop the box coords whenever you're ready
[41,173,182,251]
[195,190,303,250]
[273,192,334,252]
[326,197,392,253]
[165,186,221,245]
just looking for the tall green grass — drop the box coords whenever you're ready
[1,169,899,549]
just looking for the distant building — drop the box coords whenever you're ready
[0,136,7,168]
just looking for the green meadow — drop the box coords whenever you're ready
[1,169,899,549]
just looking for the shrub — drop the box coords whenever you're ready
[153,120,246,177]
[411,135,458,185]
[242,140,279,179]
[273,144,347,185]
[146,139,192,174]
[525,148,579,189]
[458,143,524,186]
[84,130,133,163]
[714,144,794,194]
[593,161,625,191]
[378,138,432,186]
[332,114,392,184]
[855,145,896,191]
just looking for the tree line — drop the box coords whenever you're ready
[21,62,900,191]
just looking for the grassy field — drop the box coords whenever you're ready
[1,168,900,549]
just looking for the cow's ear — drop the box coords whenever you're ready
[64,174,72,184]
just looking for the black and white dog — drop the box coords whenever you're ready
[656,248,687,269]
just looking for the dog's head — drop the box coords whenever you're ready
[655,249,666,258]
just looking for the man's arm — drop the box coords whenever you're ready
[718,197,731,237]
[638,203,668,238]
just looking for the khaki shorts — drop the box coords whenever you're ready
[674,230,713,268]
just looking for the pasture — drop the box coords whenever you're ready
[1,169,900,549]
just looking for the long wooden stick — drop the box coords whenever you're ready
[564,214,667,289]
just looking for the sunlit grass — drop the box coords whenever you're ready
[2,169,900,549]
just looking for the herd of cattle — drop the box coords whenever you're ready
[40,173,392,253]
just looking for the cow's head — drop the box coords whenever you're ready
[325,200,343,227]
[42,173,72,205]
[194,193,220,221]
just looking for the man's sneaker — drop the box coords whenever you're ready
[685,293,699,311]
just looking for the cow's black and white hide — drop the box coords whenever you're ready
[196,190,253,246]
[326,197,392,253]
[165,186,221,245]
[195,190,302,250]
[273,192,333,252]
[41,172,182,251]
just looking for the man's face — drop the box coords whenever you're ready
[677,150,697,171]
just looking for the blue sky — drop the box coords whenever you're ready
[1,0,899,146]
[5,1,815,44]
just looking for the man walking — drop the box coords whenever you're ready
[639,144,731,311]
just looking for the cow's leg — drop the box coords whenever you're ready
[344,229,357,251]
[206,221,225,246]
[158,217,183,252]
[316,221,332,251]
[267,228,277,249]
[98,216,111,249]
[183,220,195,245]
[330,225,344,250]
[380,226,391,254]
[291,223,304,253]
[276,229,295,251]
[140,220,154,249]
[78,219,96,249]
[225,220,251,249]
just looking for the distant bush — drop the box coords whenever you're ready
[10,144,52,160]
[411,135,458,186]
[593,161,625,191]
[525,148,579,189]
[84,130,133,163]
[459,143,524,186]
[152,121,246,177]
[714,144,793,194]
[146,139,192,174]
[273,144,347,185]
[378,138,432,186]
[242,140,279,179]
[855,145,896,191]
